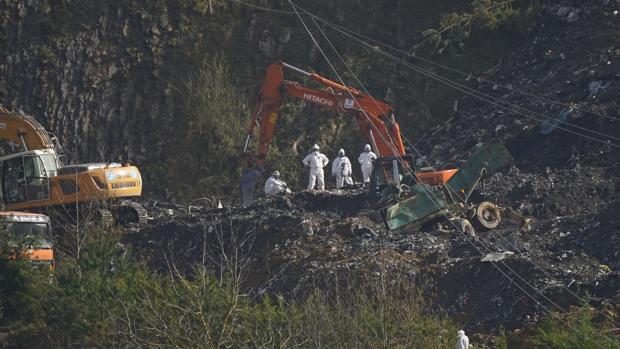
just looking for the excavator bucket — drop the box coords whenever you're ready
[381,184,448,230]
[381,142,512,231]
[445,142,513,202]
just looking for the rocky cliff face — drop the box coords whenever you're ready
[0,1,319,197]
[126,0,620,342]
[0,2,180,169]
[0,1,524,199]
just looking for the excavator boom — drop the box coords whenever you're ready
[241,62,512,232]
[242,62,406,165]
[0,107,55,151]
[241,61,452,206]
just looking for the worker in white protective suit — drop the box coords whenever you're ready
[455,330,470,349]
[264,171,291,196]
[302,144,329,190]
[331,148,353,188]
[358,144,377,185]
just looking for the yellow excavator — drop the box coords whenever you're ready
[0,106,145,224]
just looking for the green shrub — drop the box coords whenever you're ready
[423,0,541,54]
[116,273,455,348]
[1,229,455,348]
[162,55,248,200]
[0,229,147,347]
[530,306,620,349]
[6,214,617,349]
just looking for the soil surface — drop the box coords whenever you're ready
[121,0,619,343]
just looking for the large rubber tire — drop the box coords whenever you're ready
[475,201,502,230]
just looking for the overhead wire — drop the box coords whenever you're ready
[301,10,620,148]
[290,2,618,345]
[230,0,620,146]
[303,5,571,318]
[302,4,619,328]
[304,9,618,122]
[293,5,620,147]
[228,0,294,13]
[232,0,617,340]
[333,25,620,148]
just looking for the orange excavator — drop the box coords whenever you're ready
[242,61,455,187]
[0,106,145,224]
[240,61,458,202]
[1,211,54,268]
[241,61,512,231]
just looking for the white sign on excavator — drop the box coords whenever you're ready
[303,93,333,107]
[343,98,355,109]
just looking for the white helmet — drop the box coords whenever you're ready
[272,171,280,178]
[338,148,345,156]
[364,144,371,151]
[457,330,465,337]
[312,144,320,151]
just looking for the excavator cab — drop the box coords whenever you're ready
[0,211,54,268]
[1,150,55,204]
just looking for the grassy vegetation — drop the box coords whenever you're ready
[0,230,457,348]
[422,0,542,55]
[161,55,249,199]
[1,229,619,348]
[530,306,620,349]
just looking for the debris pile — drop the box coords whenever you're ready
[126,187,617,335]
[124,0,619,339]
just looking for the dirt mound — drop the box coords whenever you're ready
[123,0,619,339]
[125,187,618,334]
[482,166,615,218]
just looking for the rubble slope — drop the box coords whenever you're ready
[124,0,619,338]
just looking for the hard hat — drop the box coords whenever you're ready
[364,144,371,151]
[272,171,280,177]
[457,330,465,336]
[338,148,345,156]
[312,144,320,151]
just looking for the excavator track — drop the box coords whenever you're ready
[116,200,149,226]
[43,200,148,233]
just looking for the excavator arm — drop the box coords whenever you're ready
[241,62,512,234]
[0,106,56,151]
[241,61,461,208]
[241,61,411,205]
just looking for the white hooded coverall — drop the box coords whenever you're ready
[302,151,329,190]
[331,155,353,188]
[455,330,469,349]
[358,150,377,183]
[264,176,288,196]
